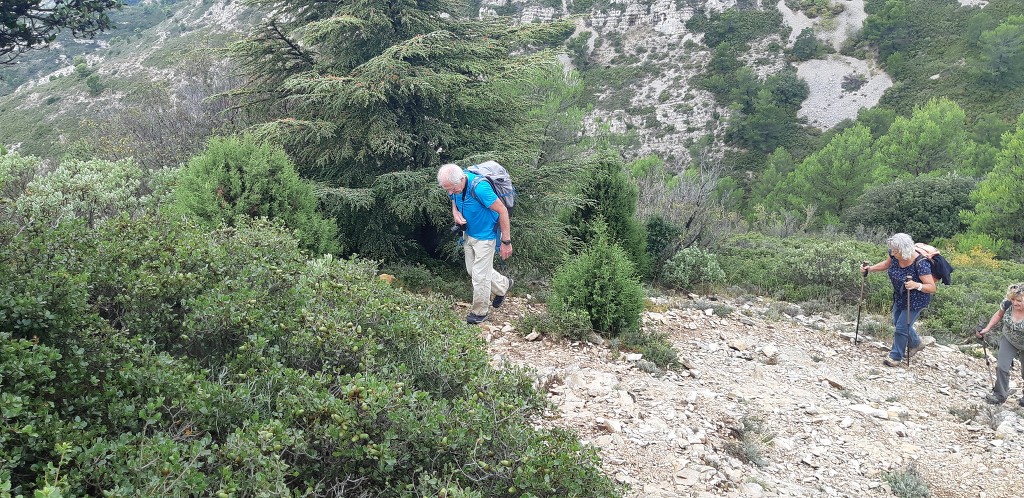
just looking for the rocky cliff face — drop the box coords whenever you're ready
[5,0,892,162]
[486,0,893,164]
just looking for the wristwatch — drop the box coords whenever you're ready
[501,239,512,245]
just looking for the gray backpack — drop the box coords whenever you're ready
[467,160,517,213]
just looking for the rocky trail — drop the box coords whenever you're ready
[471,295,1023,498]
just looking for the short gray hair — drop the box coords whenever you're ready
[436,163,464,186]
[887,233,916,260]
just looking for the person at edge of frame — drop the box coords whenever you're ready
[976,282,1024,407]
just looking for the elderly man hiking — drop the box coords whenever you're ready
[437,163,513,324]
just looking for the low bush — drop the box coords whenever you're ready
[883,463,930,498]
[381,261,467,297]
[716,233,878,303]
[2,153,151,229]
[168,135,338,254]
[724,415,773,468]
[661,247,726,292]
[946,232,1012,260]
[613,328,679,368]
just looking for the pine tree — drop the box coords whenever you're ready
[230,0,575,260]
[784,124,876,221]
[872,98,981,177]
[965,115,1024,244]
[1,0,122,65]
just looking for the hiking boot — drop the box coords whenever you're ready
[882,356,903,367]
[985,393,1006,405]
[907,336,935,358]
[466,313,488,324]
[492,277,514,308]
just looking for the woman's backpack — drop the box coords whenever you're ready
[913,242,954,285]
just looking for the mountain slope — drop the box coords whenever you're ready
[0,0,253,158]
[484,295,1022,497]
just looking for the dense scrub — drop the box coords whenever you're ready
[0,154,620,497]
[713,233,1024,342]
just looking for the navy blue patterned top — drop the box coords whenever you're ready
[888,254,932,311]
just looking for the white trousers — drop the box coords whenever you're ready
[464,235,510,316]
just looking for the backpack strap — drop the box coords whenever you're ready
[467,173,500,240]
[913,255,932,282]
[467,174,489,208]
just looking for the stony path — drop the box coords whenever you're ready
[478,295,1023,498]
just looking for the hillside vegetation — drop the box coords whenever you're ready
[3,0,1024,495]
[0,152,619,497]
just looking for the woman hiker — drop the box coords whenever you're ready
[975,283,1024,406]
[861,233,936,367]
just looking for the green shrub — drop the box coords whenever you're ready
[687,7,787,48]
[0,212,622,497]
[883,463,930,498]
[0,221,100,344]
[169,135,338,254]
[381,261,465,297]
[786,0,844,19]
[565,155,651,276]
[843,175,976,241]
[11,157,149,228]
[717,233,879,303]
[645,215,683,273]
[661,247,726,291]
[614,329,679,368]
[85,74,104,95]
[791,27,825,61]
[0,152,40,201]
[724,415,773,467]
[947,231,1012,258]
[551,224,645,337]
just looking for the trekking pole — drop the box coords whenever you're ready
[854,260,869,345]
[976,323,995,386]
[904,275,913,366]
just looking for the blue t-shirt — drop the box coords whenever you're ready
[450,172,499,241]
[888,254,932,311]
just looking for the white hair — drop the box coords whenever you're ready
[436,163,464,186]
[887,233,916,260]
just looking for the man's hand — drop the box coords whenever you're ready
[500,241,512,260]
